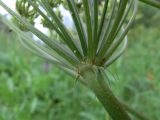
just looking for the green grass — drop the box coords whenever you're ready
[0,25,160,120]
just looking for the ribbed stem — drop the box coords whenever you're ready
[82,67,131,120]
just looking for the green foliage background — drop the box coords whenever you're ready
[0,4,160,120]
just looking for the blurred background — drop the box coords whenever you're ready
[0,1,160,120]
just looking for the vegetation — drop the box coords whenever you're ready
[0,0,160,120]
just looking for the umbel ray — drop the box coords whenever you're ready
[0,0,159,120]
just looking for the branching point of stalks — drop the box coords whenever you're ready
[0,0,159,119]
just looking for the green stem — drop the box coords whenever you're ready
[81,66,149,120]
[139,0,160,9]
[121,101,150,120]
[82,67,131,120]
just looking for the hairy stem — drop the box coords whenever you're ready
[80,66,149,120]
[82,67,131,120]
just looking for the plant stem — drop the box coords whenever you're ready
[121,101,150,120]
[82,67,131,120]
[139,0,160,9]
